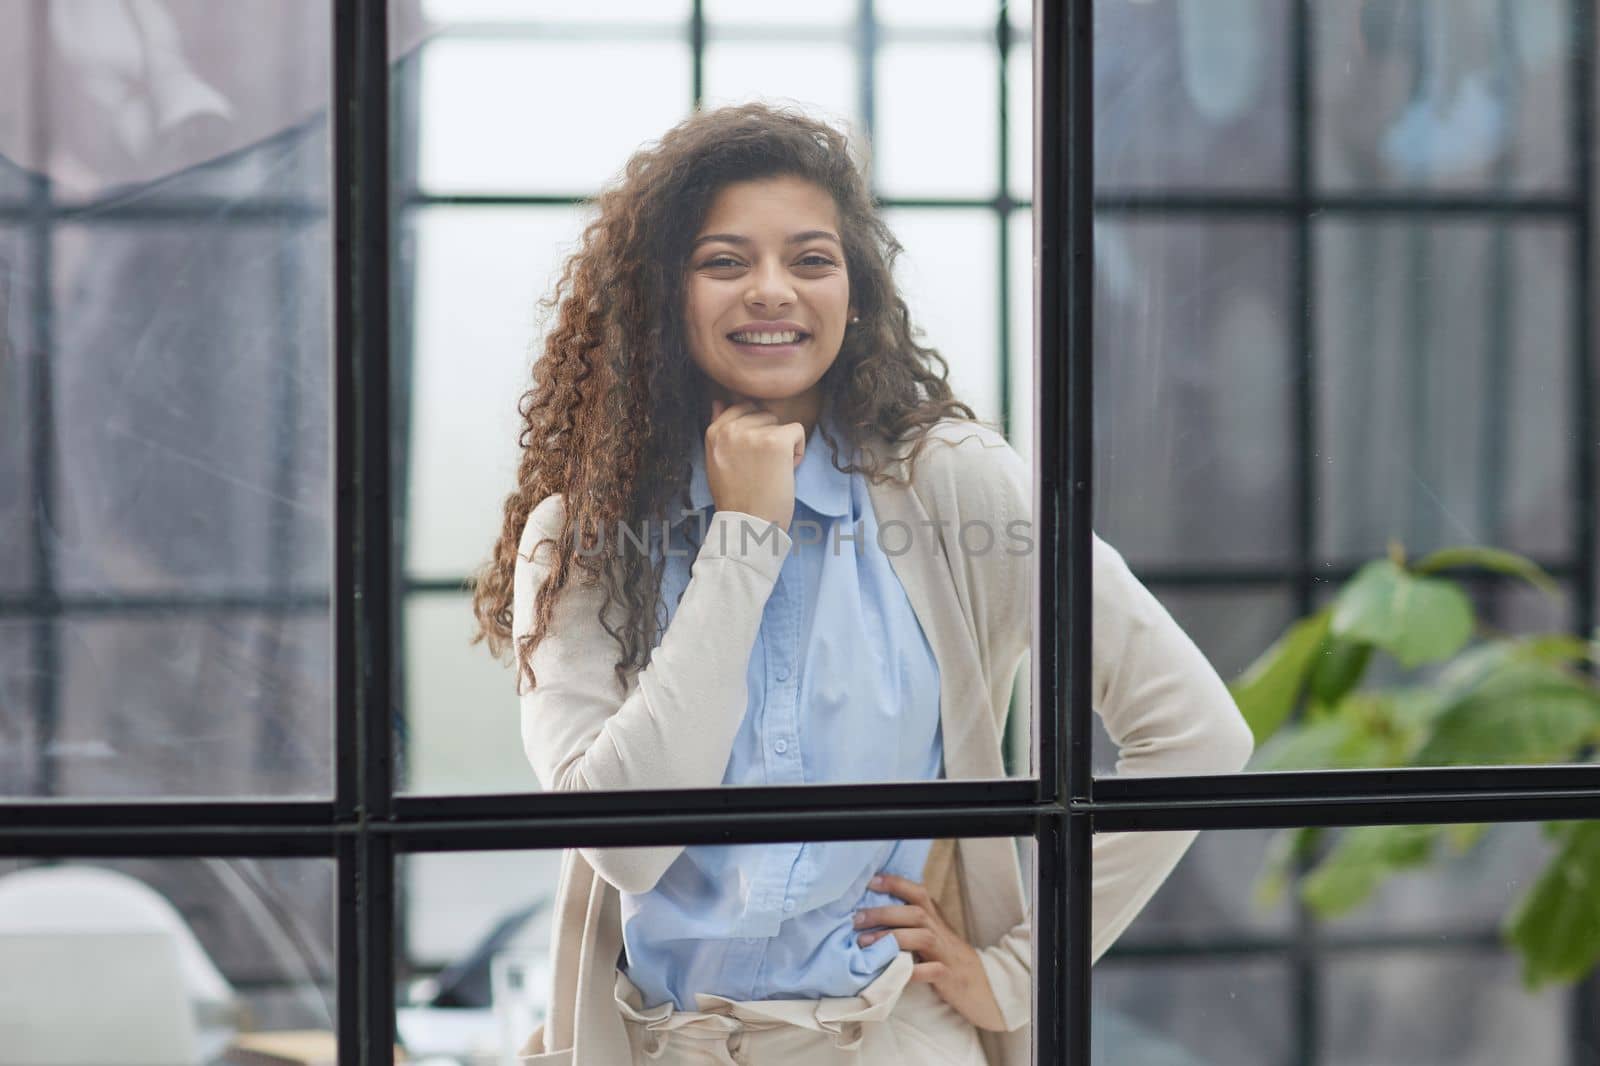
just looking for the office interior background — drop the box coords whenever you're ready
[0,1,1596,1064]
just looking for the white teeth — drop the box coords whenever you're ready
[730,330,803,345]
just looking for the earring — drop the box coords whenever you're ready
[849,314,860,324]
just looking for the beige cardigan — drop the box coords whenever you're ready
[510,418,1255,1065]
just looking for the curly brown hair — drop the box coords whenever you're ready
[470,101,989,696]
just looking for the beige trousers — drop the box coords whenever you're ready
[613,952,988,1066]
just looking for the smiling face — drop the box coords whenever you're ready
[682,175,855,431]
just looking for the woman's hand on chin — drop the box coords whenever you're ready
[853,872,1007,1032]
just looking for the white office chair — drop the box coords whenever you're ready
[0,864,238,1066]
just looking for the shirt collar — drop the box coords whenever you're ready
[688,405,852,518]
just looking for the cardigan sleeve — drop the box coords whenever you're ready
[1082,532,1256,955]
[937,427,1255,1030]
[512,494,792,894]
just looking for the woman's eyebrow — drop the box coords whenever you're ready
[691,229,842,249]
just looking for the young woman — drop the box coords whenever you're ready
[471,102,1254,1066]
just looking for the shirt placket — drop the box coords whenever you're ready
[739,556,810,997]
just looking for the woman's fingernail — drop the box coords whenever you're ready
[869,876,884,888]
[853,912,866,926]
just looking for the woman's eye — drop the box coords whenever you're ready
[701,253,834,270]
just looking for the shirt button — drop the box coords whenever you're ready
[783,898,796,913]
[774,739,788,754]
[775,666,791,682]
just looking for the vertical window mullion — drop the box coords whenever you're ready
[334,1,396,1064]
[1037,0,1092,1061]
[1288,2,1321,1063]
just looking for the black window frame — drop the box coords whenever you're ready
[1,2,1594,1065]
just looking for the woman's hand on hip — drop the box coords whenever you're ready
[853,872,1007,1032]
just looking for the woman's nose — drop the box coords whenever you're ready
[745,260,795,308]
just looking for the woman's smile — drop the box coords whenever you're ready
[726,319,813,356]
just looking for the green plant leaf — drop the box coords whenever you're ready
[1330,560,1476,669]
[1300,825,1443,917]
[1414,545,1561,598]
[1542,820,1582,843]
[1254,826,1322,909]
[1504,634,1600,672]
[1229,608,1332,744]
[1445,822,1490,854]
[1252,698,1401,771]
[1413,669,1600,767]
[1387,685,1453,735]
[1307,638,1375,707]
[1506,822,1600,988]
[1428,637,1596,714]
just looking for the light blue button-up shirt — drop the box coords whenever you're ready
[618,406,944,1011]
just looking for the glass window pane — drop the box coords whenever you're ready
[1007,40,1032,203]
[50,221,331,597]
[703,0,856,27]
[403,849,562,973]
[702,42,861,130]
[1094,0,1291,192]
[2,4,333,800]
[1315,220,1573,563]
[0,9,33,203]
[403,206,585,582]
[410,92,1034,794]
[0,622,38,793]
[1096,959,1295,1065]
[1102,824,1598,1063]
[424,0,688,23]
[1315,0,1572,193]
[398,839,1032,1061]
[1323,951,1565,1064]
[1,225,32,594]
[52,613,331,799]
[875,43,999,198]
[418,38,691,194]
[0,856,336,1062]
[1006,207,1032,459]
[876,0,996,30]
[402,594,532,795]
[881,207,1002,424]
[1320,820,1553,936]
[5,1,331,205]
[1094,220,1296,568]
[1113,829,1295,947]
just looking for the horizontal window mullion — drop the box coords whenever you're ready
[1092,776,1600,832]
[381,802,1040,853]
[0,824,340,858]
[1099,764,1600,800]
[0,799,336,829]
[393,778,1034,820]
